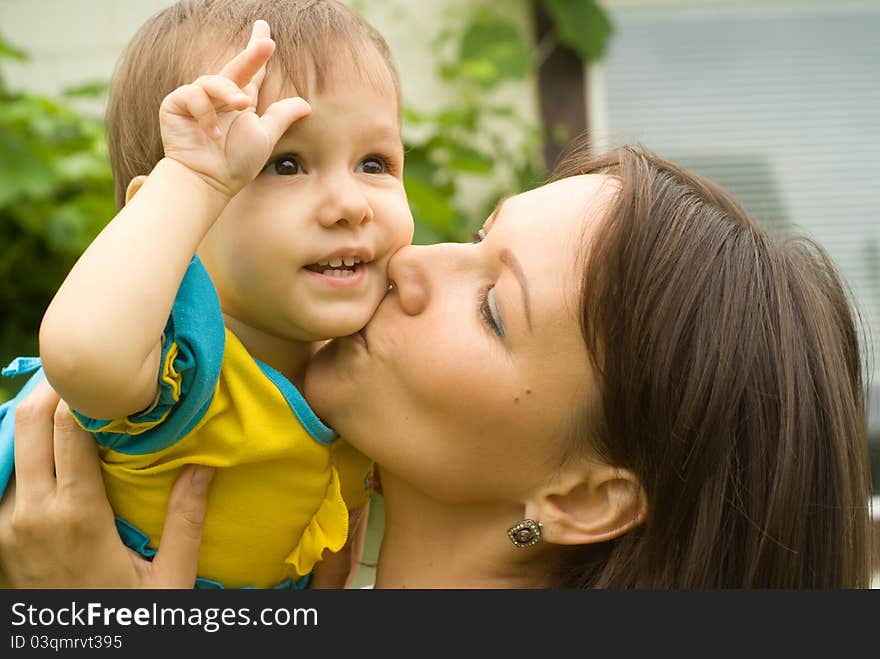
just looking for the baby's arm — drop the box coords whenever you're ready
[39,21,310,420]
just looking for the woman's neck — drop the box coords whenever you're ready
[373,472,562,589]
[222,313,313,387]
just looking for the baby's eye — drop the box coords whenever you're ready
[356,156,388,175]
[266,155,303,175]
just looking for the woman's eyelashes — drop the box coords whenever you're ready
[471,227,504,338]
[478,285,505,338]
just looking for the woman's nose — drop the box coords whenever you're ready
[386,244,437,316]
[317,175,374,228]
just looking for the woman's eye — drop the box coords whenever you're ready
[266,156,303,175]
[471,228,486,244]
[479,286,505,338]
[356,157,387,174]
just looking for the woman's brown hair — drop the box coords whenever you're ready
[554,142,873,587]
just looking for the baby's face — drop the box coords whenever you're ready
[197,65,413,343]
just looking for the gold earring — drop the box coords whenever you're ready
[507,519,543,548]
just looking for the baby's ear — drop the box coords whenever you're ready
[124,175,148,205]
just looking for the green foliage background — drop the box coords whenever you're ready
[0,0,612,402]
[0,39,115,401]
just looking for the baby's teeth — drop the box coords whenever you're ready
[329,257,343,268]
[319,267,357,278]
[343,256,356,267]
[317,260,329,266]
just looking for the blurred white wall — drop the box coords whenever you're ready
[0,0,539,216]
[0,0,173,104]
[0,0,534,109]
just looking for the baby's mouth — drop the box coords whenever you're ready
[304,257,363,278]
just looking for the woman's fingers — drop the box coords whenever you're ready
[149,465,214,587]
[0,476,17,543]
[52,399,106,500]
[12,379,59,503]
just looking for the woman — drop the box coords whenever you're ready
[0,144,873,588]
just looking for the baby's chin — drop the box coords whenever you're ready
[272,293,383,343]
[296,314,373,343]
[303,298,385,340]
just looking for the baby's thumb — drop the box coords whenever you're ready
[260,97,311,146]
[151,465,214,587]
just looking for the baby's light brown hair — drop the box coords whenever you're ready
[106,0,401,209]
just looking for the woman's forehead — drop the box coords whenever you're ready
[497,174,617,236]
[519,174,615,207]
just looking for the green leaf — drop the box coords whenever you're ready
[403,107,428,124]
[447,143,493,174]
[0,36,27,62]
[402,144,440,182]
[545,0,614,62]
[435,107,478,130]
[63,81,109,98]
[458,10,532,89]
[55,151,112,183]
[404,177,457,235]
[0,129,56,206]
[46,193,113,253]
[412,221,446,246]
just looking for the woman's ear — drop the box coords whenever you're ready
[124,175,148,205]
[524,462,647,546]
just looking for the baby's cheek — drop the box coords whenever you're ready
[388,195,416,246]
[345,280,388,332]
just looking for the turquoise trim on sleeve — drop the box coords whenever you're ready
[74,256,226,455]
[1,356,43,378]
[254,360,338,446]
[115,516,158,559]
[0,362,47,498]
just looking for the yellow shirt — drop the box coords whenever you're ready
[73,256,371,589]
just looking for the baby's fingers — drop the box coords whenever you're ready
[219,19,275,90]
[174,79,248,140]
[259,97,312,146]
[172,77,251,140]
[197,75,252,111]
[173,83,222,139]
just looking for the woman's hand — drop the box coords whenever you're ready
[0,379,213,588]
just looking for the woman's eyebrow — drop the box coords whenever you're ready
[499,248,532,332]
[483,195,532,332]
[485,195,513,229]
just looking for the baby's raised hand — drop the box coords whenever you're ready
[158,20,311,199]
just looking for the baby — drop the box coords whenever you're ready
[0,0,412,589]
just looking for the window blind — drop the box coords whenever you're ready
[599,2,880,432]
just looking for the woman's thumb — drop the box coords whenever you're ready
[151,465,214,587]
